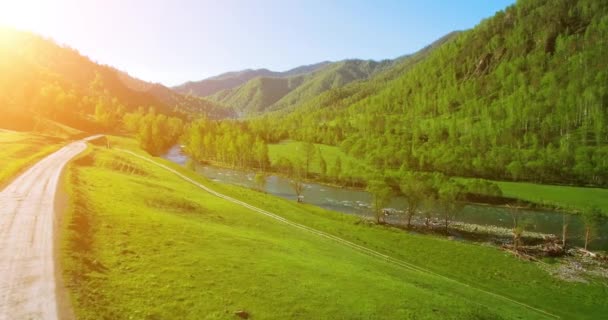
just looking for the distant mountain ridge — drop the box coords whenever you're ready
[173,61,331,97]
[175,31,462,118]
[206,59,396,117]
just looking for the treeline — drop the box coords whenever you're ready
[123,108,183,155]
[249,0,608,187]
[180,119,504,205]
[183,119,270,170]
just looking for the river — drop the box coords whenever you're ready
[163,145,607,250]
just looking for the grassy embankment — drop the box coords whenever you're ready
[60,136,607,319]
[269,140,608,214]
[0,130,65,185]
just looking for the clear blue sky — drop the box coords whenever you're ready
[1,0,515,86]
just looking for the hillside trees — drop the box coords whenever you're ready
[183,118,270,170]
[123,108,183,155]
[248,0,608,187]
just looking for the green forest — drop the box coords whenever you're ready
[245,0,608,187]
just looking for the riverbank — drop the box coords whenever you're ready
[166,144,608,250]
[182,143,598,214]
[62,136,608,319]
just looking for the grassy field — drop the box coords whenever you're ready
[0,130,64,185]
[493,180,608,214]
[268,140,370,176]
[60,136,607,319]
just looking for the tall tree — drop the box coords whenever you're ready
[290,160,306,203]
[581,205,603,250]
[254,172,267,192]
[318,147,327,178]
[399,173,429,228]
[366,178,392,224]
[438,182,464,233]
[301,141,316,178]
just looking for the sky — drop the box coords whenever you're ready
[0,0,515,86]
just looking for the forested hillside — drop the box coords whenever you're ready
[172,61,331,97]
[0,28,231,134]
[116,71,235,119]
[209,59,393,116]
[251,0,608,187]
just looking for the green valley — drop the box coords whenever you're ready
[1,0,607,319]
[61,137,607,319]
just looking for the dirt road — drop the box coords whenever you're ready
[0,137,98,320]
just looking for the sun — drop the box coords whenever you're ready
[0,0,46,31]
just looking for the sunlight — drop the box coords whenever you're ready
[0,0,47,32]
[0,1,606,318]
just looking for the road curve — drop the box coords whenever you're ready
[0,136,99,320]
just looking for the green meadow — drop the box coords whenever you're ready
[494,180,608,214]
[0,130,63,185]
[268,140,370,176]
[60,136,607,319]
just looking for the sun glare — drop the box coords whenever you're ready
[0,1,46,32]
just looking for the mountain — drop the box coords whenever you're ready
[172,61,331,97]
[0,28,233,133]
[252,0,608,187]
[208,59,394,116]
[254,30,461,122]
[116,71,235,118]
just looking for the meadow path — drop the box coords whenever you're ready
[0,136,100,320]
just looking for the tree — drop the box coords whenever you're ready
[421,198,436,229]
[399,173,429,228]
[438,182,464,233]
[581,206,603,250]
[254,172,267,192]
[185,159,196,171]
[253,138,270,170]
[125,110,184,156]
[507,161,524,181]
[507,203,525,251]
[290,160,306,203]
[330,156,342,182]
[275,156,293,175]
[318,148,327,178]
[366,178,392,224]
[301,141,316,178]
[561,210,570,249]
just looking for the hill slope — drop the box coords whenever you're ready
[253,0,608,187]
[0,28,233,133]
[172,61,331,97]
[209,59,393,116]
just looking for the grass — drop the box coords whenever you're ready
[0,130,64,185]
[493,180,608,214]
[60,136,607,319]
[268,140,370,176]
